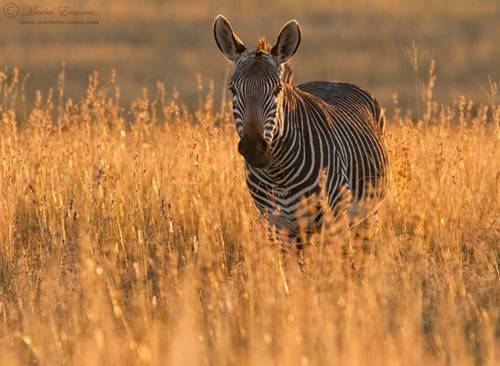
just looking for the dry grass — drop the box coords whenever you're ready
[0,68,499,365]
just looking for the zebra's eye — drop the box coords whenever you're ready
[228,86,236,95]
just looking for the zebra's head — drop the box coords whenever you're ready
[213,15,301,168]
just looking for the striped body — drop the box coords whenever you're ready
[244,81,388,238]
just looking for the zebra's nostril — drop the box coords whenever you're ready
[238,136,269,162]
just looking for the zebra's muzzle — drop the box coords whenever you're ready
[238,135,272,168]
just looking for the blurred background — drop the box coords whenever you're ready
[0,0,499,112]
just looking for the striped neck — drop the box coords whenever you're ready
[260,85,305,180]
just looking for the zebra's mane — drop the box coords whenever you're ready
[256,37,272,52]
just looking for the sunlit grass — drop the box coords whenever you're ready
[0,69,498,365]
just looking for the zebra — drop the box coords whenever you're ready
[213,15,389,249]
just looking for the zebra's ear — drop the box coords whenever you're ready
[271,20,301,63]
[213,15,247,62]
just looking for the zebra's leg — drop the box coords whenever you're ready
[291,233,306,272]
[279,231,306,272]
[348,202,375,247]
[267,224,295,256]
[267,224,279,249]
[351,217,375,249]
[348,203,379,276]
[267,224,307,272]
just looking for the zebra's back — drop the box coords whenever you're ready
[298,81,386,134]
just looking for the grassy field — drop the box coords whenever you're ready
[0,64,498,365]
[0,0,499,109]
[0,0,499,364]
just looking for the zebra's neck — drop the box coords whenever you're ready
[257,85,306,182]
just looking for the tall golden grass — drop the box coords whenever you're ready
[0,67,499,365]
